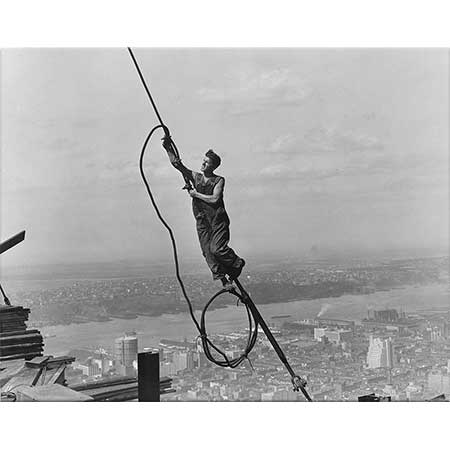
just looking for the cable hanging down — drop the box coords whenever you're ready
[128,47,312,400]
[137,124,258,369]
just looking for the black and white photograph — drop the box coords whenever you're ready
[1,46,448,405]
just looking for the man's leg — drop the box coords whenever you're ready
[196,220,227,280]
[209,218,245,279]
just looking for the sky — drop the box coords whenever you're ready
[1,48,448,267]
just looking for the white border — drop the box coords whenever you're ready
[1,1,449,449]
[0,0,450,47]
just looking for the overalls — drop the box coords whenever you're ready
[192,172,241,280]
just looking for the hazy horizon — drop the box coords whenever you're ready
[2,249,447,282]
[1,48,448,268]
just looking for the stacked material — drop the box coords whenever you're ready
[0,305,30,333]
[69,376,174,401]
[0,306,44,362]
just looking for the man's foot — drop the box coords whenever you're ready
[229,258,246,280]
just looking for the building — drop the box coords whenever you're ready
[160,361,176,377]
[196,349,209,368]
[283,321,315,336]
[405,382,422,401]
[427,370,450,395]
[373,309,399,323]
[317,318,355,329]
[160,338,196,351]
[366,336,395,369]
[225,349,242,360]
[314,328,353,344]
[272,389,298,401]
[172,352,188,373]
[382,384,399,401]
[114,333,138,376]
[93,357,112,375]
[76,357,102,377]
[186,351,195,371]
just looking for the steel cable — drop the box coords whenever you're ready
[138,124,259,368]
[129,48,312,401]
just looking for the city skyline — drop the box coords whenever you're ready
[63,300,450,402]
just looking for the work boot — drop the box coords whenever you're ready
[229,258,246,280]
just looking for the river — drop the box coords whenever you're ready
[37,283,449,356]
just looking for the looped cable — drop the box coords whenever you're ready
[138,125,259,369]
[199,287,259,368]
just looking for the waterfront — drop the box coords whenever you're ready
[39,283,449,355]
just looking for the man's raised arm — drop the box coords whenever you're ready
[162,135,194,182]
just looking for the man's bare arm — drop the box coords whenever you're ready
[162,136,194,182]
[190,178,224,204]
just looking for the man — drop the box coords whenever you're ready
[162,135,245,289]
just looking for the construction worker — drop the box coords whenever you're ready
[162,136,245,289]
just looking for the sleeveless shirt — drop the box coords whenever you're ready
[192,172,228,224]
